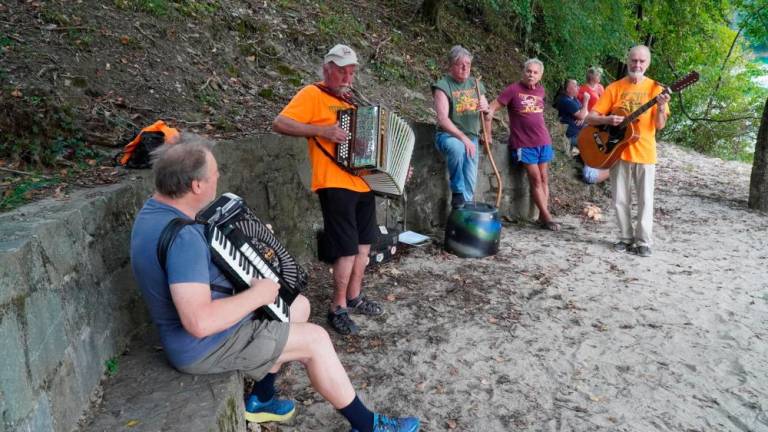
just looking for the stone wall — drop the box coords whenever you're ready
[0,179,153,432]
[0,122,535,431]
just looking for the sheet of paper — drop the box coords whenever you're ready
[398,230,430,246]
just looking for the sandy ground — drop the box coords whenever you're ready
[261,143,768,432]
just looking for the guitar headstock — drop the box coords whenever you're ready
[669,71,699,93]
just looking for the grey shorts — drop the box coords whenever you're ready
[177,319,290,381]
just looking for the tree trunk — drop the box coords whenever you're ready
[419,0,445,27]
[748,97,768,211]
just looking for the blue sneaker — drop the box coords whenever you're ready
[244,394,296,423]
[350,412,420,432]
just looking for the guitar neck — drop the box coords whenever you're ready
[619,90,665,127]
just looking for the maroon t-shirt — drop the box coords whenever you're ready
[497,82,552,149]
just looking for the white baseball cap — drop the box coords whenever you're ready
[324,44,359,67]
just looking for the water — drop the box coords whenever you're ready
[755,51,768,88]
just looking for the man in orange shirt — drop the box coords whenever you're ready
[586,45,671,257]
[273,44,383,336]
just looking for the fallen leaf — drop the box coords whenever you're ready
[488,316,498,324]
[125,419,139,427]
[447,419,458,429]
[415,382,426,391]
[385,294,396,301]
[120,35,130,45]
[11,89,22,98]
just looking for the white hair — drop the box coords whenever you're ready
[627,45,651,61]
[523,58,544,71]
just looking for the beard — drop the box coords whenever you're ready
[329,84,352,96]
[628,70,645,80]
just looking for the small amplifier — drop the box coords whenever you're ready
[368,226,400,267]
[317,226,400,266]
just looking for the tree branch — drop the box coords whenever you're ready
[704,27,742,117]
[675,92,759,123]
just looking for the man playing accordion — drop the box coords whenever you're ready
[273,44,386,337]
[130,134,419,431]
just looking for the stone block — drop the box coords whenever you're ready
[0,314,35,428]
[47,348,87,432]
[0,238,28,305]
[84,331,246,432]
[13,394,53,432]
[31,215,83,283]
[25,291,68,390]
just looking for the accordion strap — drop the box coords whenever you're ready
[157,217,196,272]
[157,218,237,297]
[311,136,353,174]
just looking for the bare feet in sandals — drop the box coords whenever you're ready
[538,219,561,232]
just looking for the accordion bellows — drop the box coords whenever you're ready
[337,106,415,197]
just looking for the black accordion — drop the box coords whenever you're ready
[336,106,415,197]
[196,193,307,322]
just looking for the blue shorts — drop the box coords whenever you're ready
[510,144,554,165]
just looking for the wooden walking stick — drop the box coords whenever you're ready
[475,76,503,208]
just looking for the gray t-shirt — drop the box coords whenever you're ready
[130,198,250,368]
[432,75,485,138]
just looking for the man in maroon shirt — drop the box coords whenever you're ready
[485,58,560,231]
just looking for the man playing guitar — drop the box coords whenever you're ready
[584,45,671,257]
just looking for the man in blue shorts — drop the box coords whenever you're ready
[486,58,560,231]
[130,134,419,431]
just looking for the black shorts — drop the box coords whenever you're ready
[317,188,377,259]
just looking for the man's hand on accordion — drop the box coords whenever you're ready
[248,278,281,308]
[317,122,349,144]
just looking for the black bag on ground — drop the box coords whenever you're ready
[122,131,165,169]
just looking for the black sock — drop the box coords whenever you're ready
[250,372,276,403]
[339,395,375,432]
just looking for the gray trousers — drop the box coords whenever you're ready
[610,160,655,247]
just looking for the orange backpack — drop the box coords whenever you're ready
[116,120,180,168]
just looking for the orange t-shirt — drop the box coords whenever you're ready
[278,84,370,192]
[592,77,669,164]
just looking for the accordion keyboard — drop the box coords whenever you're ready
[336,110,353,164]
[209,226,290,322]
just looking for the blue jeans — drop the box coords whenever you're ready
[435,132,479,202]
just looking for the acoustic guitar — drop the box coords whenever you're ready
[577,71,699,169]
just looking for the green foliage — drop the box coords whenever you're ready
[0,90,87,166]
[452,0,767,161]
[114,0,219,18]
[632,0,767,160]
[175,0,219,17]
[315,8,365,43]
[105,357,119,377]
[0,176,61,211]
[195,87,219,107]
